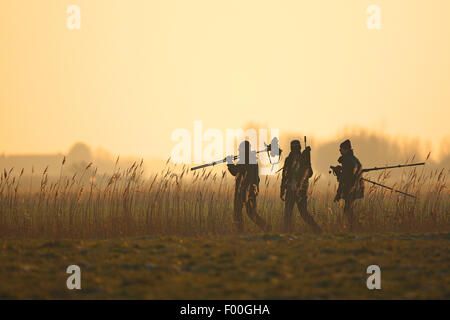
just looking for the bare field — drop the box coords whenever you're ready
[0,233,449,299]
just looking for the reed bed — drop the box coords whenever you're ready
[0,158,448,239]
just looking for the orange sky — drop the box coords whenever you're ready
[1,0,449,159]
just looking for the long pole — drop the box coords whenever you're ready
[361,177,416,198]
[361,162,425,173]
[190,149,268,171]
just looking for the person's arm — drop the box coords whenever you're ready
[255,164,260,189]
[307,161,314,178]
[226,155,238,176]
[227,164,238,176]
[334,158,345,201]
[302,147,313,178]
[280,157,290,200]
[355,157,362,174]
[251,164,260,195]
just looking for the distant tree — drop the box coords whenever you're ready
[67,142,93,165]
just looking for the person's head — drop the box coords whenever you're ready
[290,140,301,153]
[238,140,250,154]
[238,140,252,164]
[339,139,352,155]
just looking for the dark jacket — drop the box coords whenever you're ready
[337,150,364,200]
[281,150,313,194]
[227,163,260,201]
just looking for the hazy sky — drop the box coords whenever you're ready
[1,0,449,158]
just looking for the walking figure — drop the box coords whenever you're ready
[333,139,364,231]
[227,141,271,233]
[280,140,321,233]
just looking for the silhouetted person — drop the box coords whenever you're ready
[334,139,364,231]
[280,140,321,233]
[227,141,271,233]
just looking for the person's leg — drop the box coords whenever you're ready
[297,191,322,233]
[344,198,354,231]
[233,195,244,232]
[283,191,296,233]
[245,196,271,232]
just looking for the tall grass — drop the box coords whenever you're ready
[0,158,448,239]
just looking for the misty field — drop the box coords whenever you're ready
[0,160,449,299]
[0,160,448,237]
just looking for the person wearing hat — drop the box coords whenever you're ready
[280,140,322,233]
[226,140,271,233]
[334,139,364,231]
